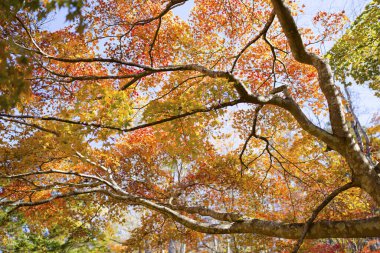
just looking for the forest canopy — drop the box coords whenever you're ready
[0,0,379,252]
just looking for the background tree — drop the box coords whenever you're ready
[0,0,379,252]
[329,0,380,96]
[0,205,108,252]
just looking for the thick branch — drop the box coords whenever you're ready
[267,0,380,206]
[243,88,340,150]
[1,181,379,239]
[269,0,348,138]
[136,198,380,239]
[166,204,245,222]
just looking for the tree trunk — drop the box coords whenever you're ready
[168,239,176,253]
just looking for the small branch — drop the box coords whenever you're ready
[134,75,206,109]
[16,16,51,57]
[149,18,162,67]
[0,99,242,134]
[0,169,114,190]
[132,0,188,26]
[231,10,275,72]
[239,105,263,174]
[263,33,277,85]
[291,181,356,253]
[343,86,373,165]
[0,188,103,207]
[0,116,59,136]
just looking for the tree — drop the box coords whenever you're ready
[0,0,379,252]
[329,0,380,96]
[0,207,109,252]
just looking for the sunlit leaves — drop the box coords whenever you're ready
[329,0,380,96]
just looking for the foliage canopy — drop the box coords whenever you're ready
[0,0,379,252]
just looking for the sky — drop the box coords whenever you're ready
[45,0,379,125]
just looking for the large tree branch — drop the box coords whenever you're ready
[38,63,233,83]
[135,198,380,239]
[1,178,379,239]
[269,0,348,138]
[90,189,380,239]
[268,0,380,206]
[165,204,245,222]
[241,86,340,151]
[34,60,252,98]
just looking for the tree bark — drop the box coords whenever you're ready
[268,0,380,206]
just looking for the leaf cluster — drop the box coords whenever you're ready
[328,0,380,95]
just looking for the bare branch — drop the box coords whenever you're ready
[343,86,373,165]
[131,0,188,26]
